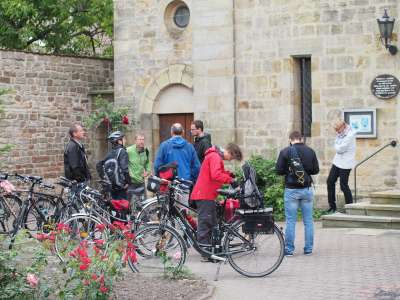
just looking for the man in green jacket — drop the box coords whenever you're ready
[126,134,151,203]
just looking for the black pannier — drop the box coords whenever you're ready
[236,208,274,234]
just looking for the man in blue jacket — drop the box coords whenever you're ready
[154,123,200,182]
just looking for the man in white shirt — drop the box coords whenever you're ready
[326,120,356,213]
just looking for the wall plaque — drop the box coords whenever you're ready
[370,74,400,99]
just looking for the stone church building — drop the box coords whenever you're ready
[114,0,400,198]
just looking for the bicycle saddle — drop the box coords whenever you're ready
[217,188,237,197]
[131,186,145,195]
[28,175,42,182]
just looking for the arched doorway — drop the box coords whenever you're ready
[154,84,194,144]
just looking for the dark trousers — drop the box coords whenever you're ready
[327,164,353,210]
[127,182,146,201]
[111,188,128,200]
[196,200,217,245]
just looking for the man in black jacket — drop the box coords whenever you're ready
[190,120,212,163]
[64,124,91,183]
[276,131,319,257]
[97,131,131,200]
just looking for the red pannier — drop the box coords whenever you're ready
[224,198,240,222]
[111,199,130,211]
[157,162,177,192]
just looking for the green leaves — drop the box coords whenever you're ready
[84,96,131,132]
[245,155,285,220]
[0,0,113,56]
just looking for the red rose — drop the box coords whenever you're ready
[95,239,105,246]
[103,117,110,126]
[80,256,91,265]
[95,223,106,232]
[91,274,98,281]
[122,115,129,125]
[79,264,89,271]
[100,286,108,293]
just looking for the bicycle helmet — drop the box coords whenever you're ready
[107,131,125,144]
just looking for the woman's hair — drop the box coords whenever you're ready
[225,143,243,161]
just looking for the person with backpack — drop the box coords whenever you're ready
[126,134,150,201]
[97,131,131,200]
[276,131,319,256]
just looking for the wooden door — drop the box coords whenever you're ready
[159,113,194,143]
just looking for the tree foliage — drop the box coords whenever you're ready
[0,0,113,57]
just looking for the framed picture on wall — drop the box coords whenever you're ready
[343,109,377,138]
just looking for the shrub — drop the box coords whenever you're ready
[0,231,50,299]
[41,221,137,300]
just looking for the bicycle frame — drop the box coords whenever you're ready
[156,189,253,262]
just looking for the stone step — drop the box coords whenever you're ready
[345,202,400,218]
[321,213,400,229]
[369,190,400,205]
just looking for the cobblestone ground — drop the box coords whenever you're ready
[186,222,400,300]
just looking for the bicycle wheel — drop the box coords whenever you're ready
[223,220,284,278]
[128,224,187,274]
[25,195,57,233]
[55,214,107,262]
[0,194,22,234]
[135,199,162,230]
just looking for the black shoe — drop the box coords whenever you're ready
[326,208,336,214]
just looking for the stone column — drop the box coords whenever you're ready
[192,0,236,145]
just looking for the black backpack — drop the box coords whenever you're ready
[97,148,125,189]
[287,146,312,187]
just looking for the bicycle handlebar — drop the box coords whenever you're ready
[14,173,55,190]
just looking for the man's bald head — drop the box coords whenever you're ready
[171,123,184,136]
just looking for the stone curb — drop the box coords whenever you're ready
[195,284,216,300]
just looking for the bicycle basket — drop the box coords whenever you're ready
[236,208,274,234]
[147,176,161,193]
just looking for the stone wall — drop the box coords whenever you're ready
[234,0,400,196]
[114,0,193,143]
[0,50,113,178]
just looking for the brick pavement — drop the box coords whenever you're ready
[186,222,400,300]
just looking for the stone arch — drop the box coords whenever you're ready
[140,64,193,114]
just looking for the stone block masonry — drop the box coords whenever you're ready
[0,50,113,178]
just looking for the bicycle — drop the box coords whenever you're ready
[54,183,136,261]
[129,176,285,279]
[7,174,58,247]
[0,173,21,234]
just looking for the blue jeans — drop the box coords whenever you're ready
[284,188,314,254]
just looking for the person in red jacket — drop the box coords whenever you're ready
[191,143,243,248]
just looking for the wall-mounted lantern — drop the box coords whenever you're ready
[377,9,397,55]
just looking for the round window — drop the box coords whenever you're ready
[173,5,190,28]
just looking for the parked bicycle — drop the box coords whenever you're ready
[129,176,285,279]
[0,173,20,234]
[6,174,58,247]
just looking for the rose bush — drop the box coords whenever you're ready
[38,221,137,300]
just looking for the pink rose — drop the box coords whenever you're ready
[173,251,181,261]
[26,273,39,288]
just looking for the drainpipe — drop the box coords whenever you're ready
[232,0,238,143]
